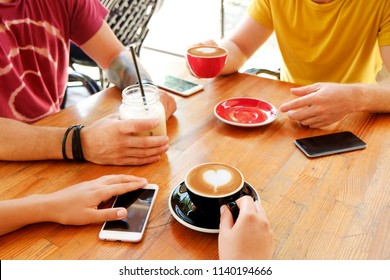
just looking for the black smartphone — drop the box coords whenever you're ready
[294,131,367,158]
[99,184,158,242]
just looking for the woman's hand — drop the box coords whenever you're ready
[218,196,273,260]
[45,174,148,225]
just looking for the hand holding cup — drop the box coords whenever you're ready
[184,162,245,222]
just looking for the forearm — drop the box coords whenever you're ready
[219,15,273,76]
[219,39,249,75]
[0,194,50,236]
[105,51,152,90]
[0,118,65,161]
[355,79,390,112]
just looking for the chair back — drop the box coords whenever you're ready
[101,0,118,10]
[105,0,159,55]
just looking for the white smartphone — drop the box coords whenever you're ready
[99,184,158,243]
[157,75,204,96]
[294,131,367,158]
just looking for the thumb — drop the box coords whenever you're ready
[219,205,234,232]
[95,207,128,223]
[290,84,319,97]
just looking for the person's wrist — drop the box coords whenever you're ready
[62,124,86,161]
[27,194,54,223]
[352,84,369,112]
[40,191,67,224]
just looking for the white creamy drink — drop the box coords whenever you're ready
[119,84,166,136]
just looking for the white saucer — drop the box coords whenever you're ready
[168,181,259,234]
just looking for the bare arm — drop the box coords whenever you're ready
[78,21,151,89]
[0,114,171,165]
[0,175,147,236]
[279,46,390,128]
[360,45,390,112]
[106,51,152,90]
[78,22,176,116]
[0,118,64,161]
[219,15,273,75]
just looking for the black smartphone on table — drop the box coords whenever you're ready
[294,131,367,158]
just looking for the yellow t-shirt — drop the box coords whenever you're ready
[248,0,390,84]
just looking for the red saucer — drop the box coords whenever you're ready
[214,97,278,127]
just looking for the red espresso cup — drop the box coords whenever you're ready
[186,45,228,78]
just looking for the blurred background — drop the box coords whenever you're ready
[143,0,281,71]
[67,0,283,106]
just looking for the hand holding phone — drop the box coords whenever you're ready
[294,131,367,158]
[99,184,158,242]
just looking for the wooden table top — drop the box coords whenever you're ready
[1,73,389,260]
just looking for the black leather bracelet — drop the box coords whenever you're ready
[71,124,85,161]
[62,125,77,160]
[77,125,85,161]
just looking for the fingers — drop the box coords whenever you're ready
[158,90,177,119]
[290,84,320,96]
[111,155,163,166]
[253,200,268,220]
[286,105,317,122]
[102,179,148,199]
[235,195,257,214]
[280,84,335,128]
[96,174,147,185]
[298,116,331,128]
[201,40,219,46]
[115,119,170,149]
[90,207,128,223]
[279,94,312,113]
[219,204,234,232]
[279,84,320,113]
[237,197,271,233]
[124,143,169,156]
[106,144,168,165]
[220,196,257,232]
[121,134,169,149]
[189,40,218,48]
[117,118,161,135]
[93,174,148,200]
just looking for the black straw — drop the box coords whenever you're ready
[130,46,148,109]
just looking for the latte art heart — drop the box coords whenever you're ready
[203,169,232,192]
[186,163,243,197]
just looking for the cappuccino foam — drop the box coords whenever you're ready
[187,46,227,57]
[186,163,243,197]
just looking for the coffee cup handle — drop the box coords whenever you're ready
[226,201,239,222]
